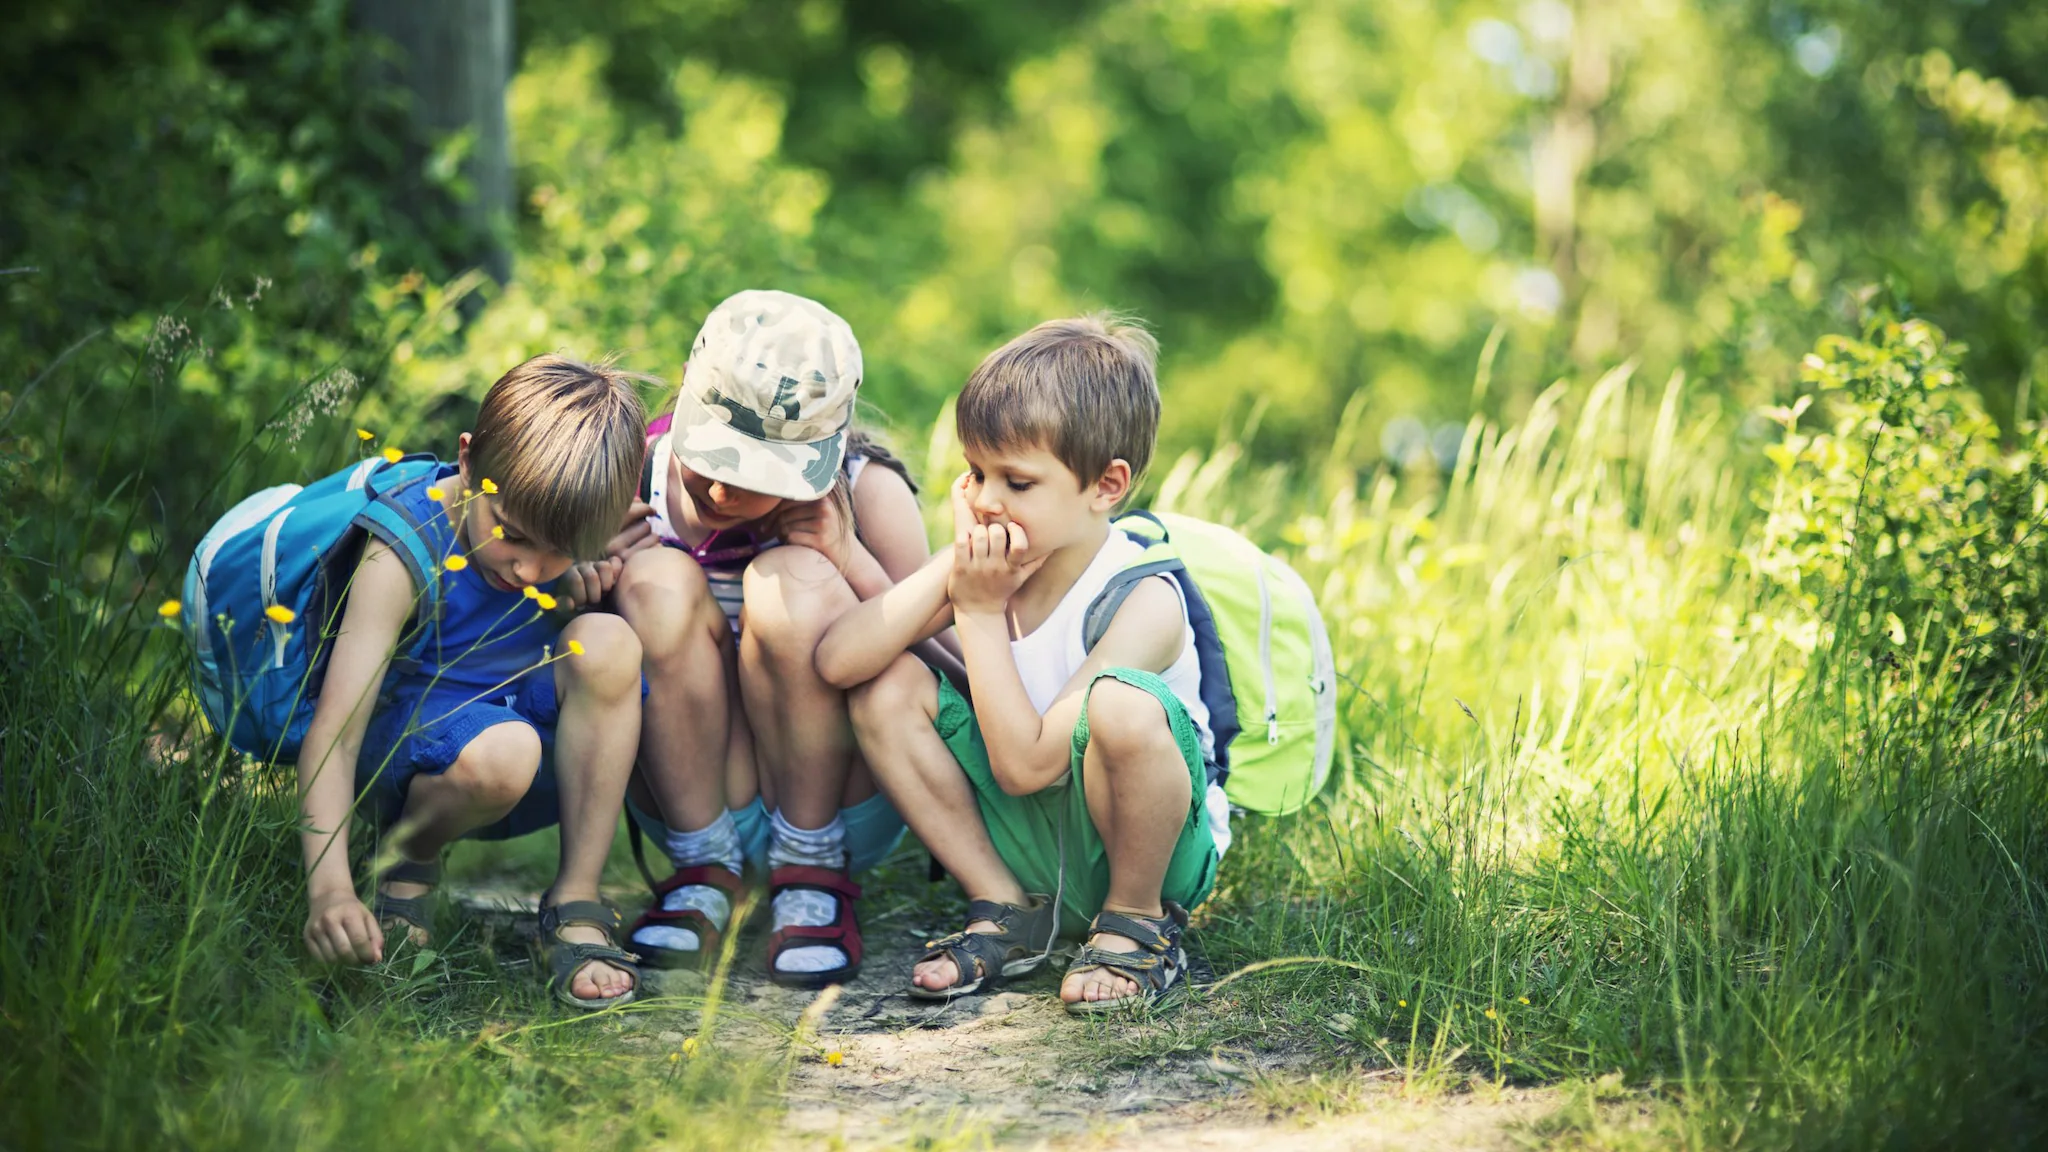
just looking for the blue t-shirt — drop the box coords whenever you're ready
[386,463,559,707]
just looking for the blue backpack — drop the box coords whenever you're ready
[181,454,449,762]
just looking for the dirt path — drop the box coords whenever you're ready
[457,882,1568,1149]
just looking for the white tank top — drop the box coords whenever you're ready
[1008,530,1234,855]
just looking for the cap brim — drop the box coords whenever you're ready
[669,406,845,502]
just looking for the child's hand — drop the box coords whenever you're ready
[777,495,858,572]
[305,888,384,965]
[603,500,658,561]
[558,557,622,610]
[949,475,1045,615]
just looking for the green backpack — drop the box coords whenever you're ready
[1081,510,1339,815]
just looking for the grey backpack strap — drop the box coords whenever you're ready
[1081,559,1186,652]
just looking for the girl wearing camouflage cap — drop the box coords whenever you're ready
[561,290,939,987]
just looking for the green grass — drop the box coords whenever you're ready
[3,330,2043,1149]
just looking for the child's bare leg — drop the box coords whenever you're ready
[742,544,886,975]
[850,654,1030,992]
[383,723,542,942]
[1061,678,1191,1006]
[739,545,864,826]
[617,548,742,830]
[548,612,643,1001]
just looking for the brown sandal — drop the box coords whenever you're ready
[765,864,863,989]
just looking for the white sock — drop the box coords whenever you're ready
[768,809,848,974]
[634,810,741,953]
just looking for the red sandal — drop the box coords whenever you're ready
[766,863,864,989]
[628,864,745,969]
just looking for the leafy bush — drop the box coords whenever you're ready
[1749,310,2048,694]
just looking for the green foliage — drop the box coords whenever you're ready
[1750,311,2048,689]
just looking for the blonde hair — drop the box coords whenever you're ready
[955,312,1161,488]
[469,354,649,560]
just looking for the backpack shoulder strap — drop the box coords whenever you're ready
[352,458,449,654]
[1080,512,1180,650]
[1082,558,1185,652]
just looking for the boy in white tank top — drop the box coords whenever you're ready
[819,313,1221,1013]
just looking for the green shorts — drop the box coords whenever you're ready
[936,667,1219,938]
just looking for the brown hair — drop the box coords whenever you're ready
[469,354,650,560]
[955,312,1160,489]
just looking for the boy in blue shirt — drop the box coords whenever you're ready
[293,355,648,1009]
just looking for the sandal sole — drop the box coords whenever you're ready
[768,963,863,990]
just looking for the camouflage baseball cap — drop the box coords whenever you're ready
[670,289,862,501]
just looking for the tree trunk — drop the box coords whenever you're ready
[352,0,514,285]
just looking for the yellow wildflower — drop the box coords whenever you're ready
[567,639,586,657]
[534,592,558,611]
[356,429,374,441]
[381,447,403,464]
[1518,997,1530,1005]
[667,1052,679,1064]
[425,486,445,501]
[157,599,182,618]
[1398,1000,1407,1008]
[492,525,505,539]
[1484,1007,1498,1020]
[523,585,540,600]
[264,604,296,625]
[682,1037,700,1058]
[443,554,469,572]
[480,478,499,494]
[825,1050,844,1067]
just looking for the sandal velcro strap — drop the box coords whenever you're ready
[1086,908,1181,953]
[768,864,862,902]
[372,892,432,935]
[653,864,744,900]
[539,899,623,937]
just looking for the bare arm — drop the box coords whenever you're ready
[961,575,1185,797]
[814,549,956,688]
[294,539,418,964]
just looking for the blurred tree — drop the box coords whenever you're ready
[353,0,516,284]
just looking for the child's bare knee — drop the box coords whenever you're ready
[444,723,542,810]
[1085,679,1175,766]
[849,655,936,731]
[616,549,720,655]
[742,547,852,657]
[557,613,642,695]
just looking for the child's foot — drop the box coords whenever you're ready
[630,864,743,967]
[377,878,434,947]
[910,894,1057,1000]
[912,917,1001,992]
[557,923,638,1001]
[1059,928,1143,1005]
[1059,904,1189,1014]
[372,857,441,949]
[536,897,641,1008]
[766,864,864,988]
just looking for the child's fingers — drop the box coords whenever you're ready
[951,473,976,543]
[1003,521,1030,558]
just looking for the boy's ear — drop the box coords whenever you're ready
[455,432,474,488]
[1093,459,1132,511]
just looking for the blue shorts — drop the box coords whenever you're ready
[357,671,567,842]
[628,793,907,876]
